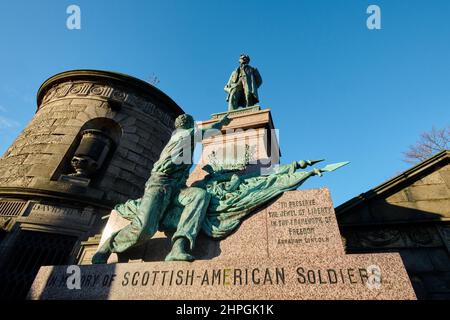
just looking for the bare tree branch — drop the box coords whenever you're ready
[403,125,450,164]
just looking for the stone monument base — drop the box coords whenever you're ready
[29,188,417,299]
[29,253,415,300]
[80,189,348,264]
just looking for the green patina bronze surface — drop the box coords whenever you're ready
[114,160,349,242]
[92,113,231,264]
[91,112,348,264]
[225,54,263,111]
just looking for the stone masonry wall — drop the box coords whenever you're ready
[0,75,181,206]
[338,160,450,299]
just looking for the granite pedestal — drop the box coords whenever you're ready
[29,188,416,299]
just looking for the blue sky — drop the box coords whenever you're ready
[0,0,449,206]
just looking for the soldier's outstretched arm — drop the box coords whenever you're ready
[200,114,231,139]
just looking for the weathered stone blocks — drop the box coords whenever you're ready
[0,70,183,206]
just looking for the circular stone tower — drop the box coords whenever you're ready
[0,70,183,298]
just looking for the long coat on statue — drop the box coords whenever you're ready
[225,64,263,107]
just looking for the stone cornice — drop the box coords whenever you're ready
[37,69,184,116]
[336,150,450,216]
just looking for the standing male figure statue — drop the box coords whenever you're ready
[224,54,263,111]
[92,113,230,264]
